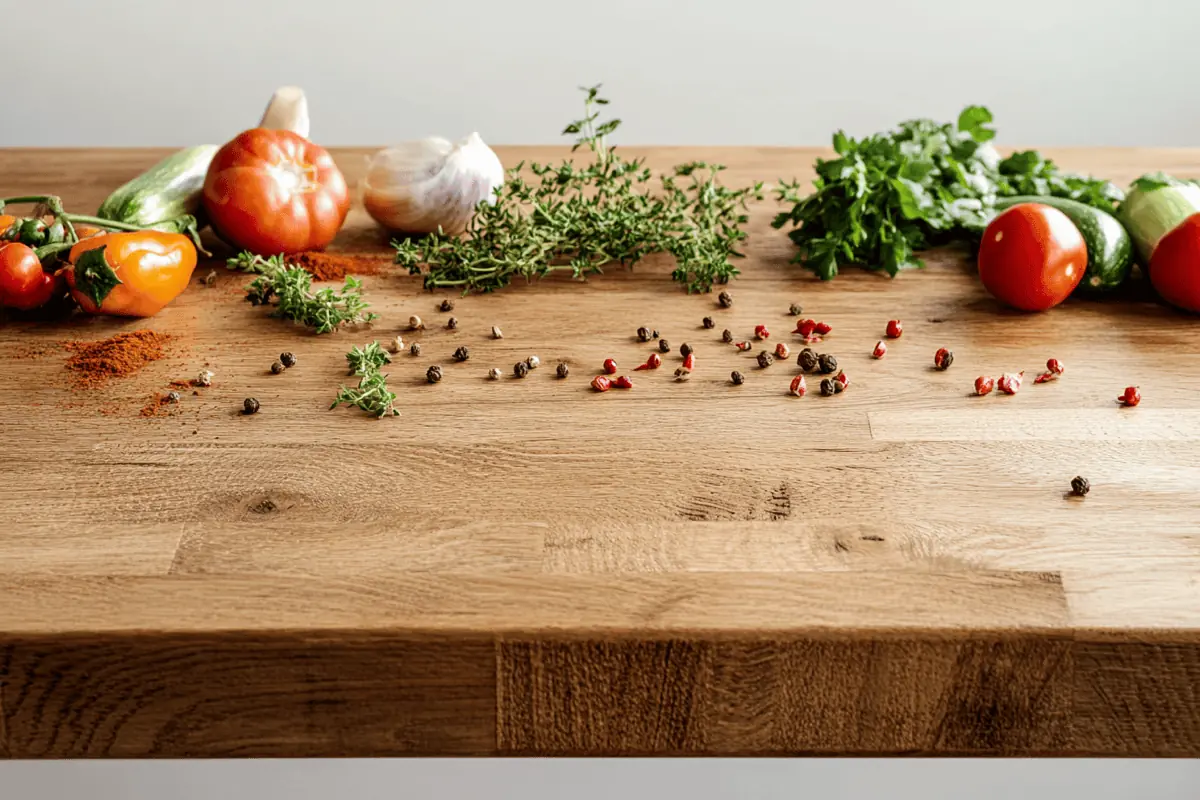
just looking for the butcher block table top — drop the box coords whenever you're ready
[1,147,1198,759]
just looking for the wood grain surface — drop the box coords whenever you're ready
[0,147,1198,757]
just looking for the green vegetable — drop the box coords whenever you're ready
[773,106,1123,279]
[393,86,763,294]
[97,145,218,226]
[332,341,399,418]
[1117,173,1200,264]
[228,252,378,334]
[993,196,1133,292]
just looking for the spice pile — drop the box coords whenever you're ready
[290,252,386,282]
[64,330,173,389]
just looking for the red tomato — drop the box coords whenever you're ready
[203,129,350,255]
[1148,212,1200,313]
[0,242,61,310]
[978,203,1087,311]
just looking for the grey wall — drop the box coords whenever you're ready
[3,0,1199,147]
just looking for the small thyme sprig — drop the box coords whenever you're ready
[229,251,378,334]
[331,340,399,418]
[393,85,763,294]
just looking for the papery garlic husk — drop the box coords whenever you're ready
[362,133,504,235]
[259,86,310,138]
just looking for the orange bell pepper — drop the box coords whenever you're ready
[64,231,197,317]
[0,214,19,240]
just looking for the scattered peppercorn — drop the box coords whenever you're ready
[651,330,660,339]
[721,329,733,344]
[165,391,181,404]
[1118,386,1141,407]
[243,397,260,415]
[798,348,818,372]
[603,358,618,374]
[974,376,995,396]
[680,342,693,358]
[871,340,887,359]
[817,353,838,374]
[674,367,691,381]
[453,345,470,362]
[886,319,903,339]
[410,342,422,356]
[682,352,695,371]
[591,375,612,392]
[637,326,652,342]
[998,372,1024,395]
[774,342,790,360]
[613,375,634,389]
[409,315,425,330]
[635,353,662,371]
[731,370,745,385]
[439,298,455,312]
[195,369,214,388]
[813,321,832,336]
[491,325,503,340]
[820,378,836,396]
[556,362,570,378]
[757,351,774,368]
[735,341,752,352]
[933,348,954,370]
[280,352,297,368]
[702,316,715,329]
[789,374,807,396]
[526,355,540,369]
[789,303,803,316]
[659,339,671,354]
[834,371,849,391]
[754,324,770,340]
[389,335,405,353]
[514,361,529,378]
[1047,358,1065,375]
[832,378,845,394]
[446,317,458,330]
[718,290,733,308]
[426,365,443,383]
[1070,476,1090,496]
[794,318,816,337]
[488,367,502,380]
[270,360,285,374]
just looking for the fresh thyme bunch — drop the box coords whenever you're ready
[331,340,399,418]
[228,252,377,334]
[393,86,763,294]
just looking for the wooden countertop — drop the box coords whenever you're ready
[1,147,1198,758]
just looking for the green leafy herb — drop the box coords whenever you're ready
[331,341,399,418]
[229,250,378,334]
[773,107,1123,279]
[393,86,763,294]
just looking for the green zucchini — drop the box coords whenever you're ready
[993,195,1133,293]
[96,145,218,226]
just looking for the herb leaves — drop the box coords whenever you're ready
[229,251,377,334]
[772,106,1123,279]
[332,341,399,418]
[393,86,763,294]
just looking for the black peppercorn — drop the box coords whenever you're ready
[820,378,836,396]
[1071,476,1090,496]
[659,339,671,354]
[934,348,954,371]
[513,361,529,378]
[789,303,803,316]
[446,317,458,330]
[832,377,845,394]
[439,298,455,312]
[721,329,733,344]
[651,330,660,339]
[756,351,774,368]
[410,342,422,356]
[818,353,838,374]
[453,345,470,362]
[718,290,733,308]
[702,316,715,329]
[279,351,296,368]
[637,326,651,342]
[270,360,285,374]
[556,362,570,379]
[165,391,181,404]
[731,370,745,385]
[680,342,693,358]
[242,397,260,414]
[426,365,443,383]
[798,348,818,372]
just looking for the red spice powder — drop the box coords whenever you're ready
[291,251,386,281]
[63,330,173,388]
[139,392,180,418]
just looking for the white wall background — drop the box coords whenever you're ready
[2,0,1199,147]
[3,0,1199,796]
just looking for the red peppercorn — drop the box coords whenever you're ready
[834,371,849,390]
[886,319,903,339]
[794,319,817,337]
[603,358,618,375]
[871,340,887,359]
[997,372,1024,395]
[1047,358,1065,375]
[634,353,662,371]
[789,374,807,397]
[933,348,954,371]
[774,342,790,360]
[974,376,995,396]
[613,375,634,389]
[591,376,612,392]
[1118,386,1141,407]
[813,321,832,335]
[735,341,752,352]
[754,324,770,340]
[682,352,695,371]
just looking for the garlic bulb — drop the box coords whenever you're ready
[259,86,310,138]
[362,133,504,235]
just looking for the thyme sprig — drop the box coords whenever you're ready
[228,251,377,334]
[331,340,399,418]
[393,86,763,294]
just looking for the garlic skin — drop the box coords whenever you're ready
[259,86,310,138]
[362,133,504,235]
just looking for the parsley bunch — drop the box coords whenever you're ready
[229,252,378,334]
[331,340,399,418]
[773,106,1123,279]
[393,86,763,294]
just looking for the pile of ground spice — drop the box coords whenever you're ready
[63,330,174,389]
[291,251,386,281]
[139,392,180,418]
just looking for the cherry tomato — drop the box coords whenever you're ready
[64,231,197,317]
[978,203,1087,311]
[1147,212,1200,313]
[203,128,350,255]
[0,242,61,310]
